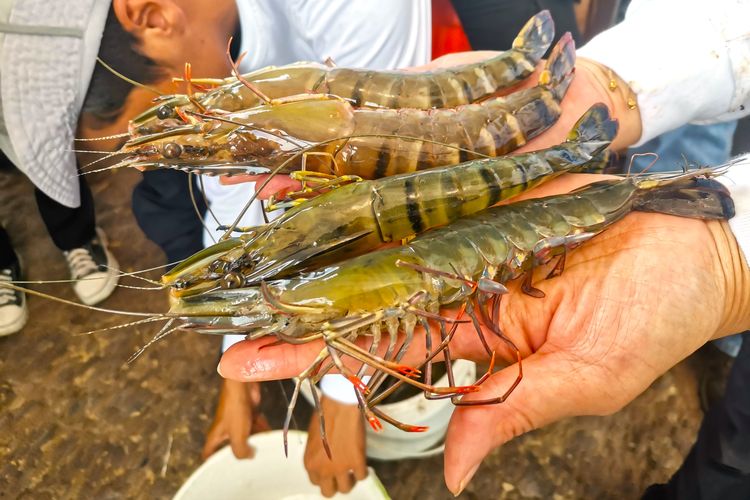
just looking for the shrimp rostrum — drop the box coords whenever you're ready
[116,33,576,179]
[163,103,618,296]
[129,11,554,136]
[168,171,735,440]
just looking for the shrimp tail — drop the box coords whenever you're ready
[513,10,555,60]
[566,103,619,174]
[541,32,576,100]
[633,176,735,220]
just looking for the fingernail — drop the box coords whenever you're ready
[216,362,224,377]
[452,463,480,497]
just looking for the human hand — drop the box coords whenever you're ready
[516,57,643,153]
[303,396,368,497]
[202,379,270,460]
[217,173,750,493]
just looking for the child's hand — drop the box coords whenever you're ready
[304,396,367,497]
[202,379,270,460]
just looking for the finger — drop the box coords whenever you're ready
[318,477,337,498]
[353,462,368,481]
[201,426,228,461]
[443,348,624,495]
[248,382,262,406]
[219,174,302,199]
[228,419,253,459]
[219,338,326,381]
[307,469,320,486]
[219,332,452,381]
[335,471,354,494]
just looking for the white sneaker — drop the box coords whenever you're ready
[63,227,119,306]
[0,259,27,336]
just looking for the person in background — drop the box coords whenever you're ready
[0,0,123,337]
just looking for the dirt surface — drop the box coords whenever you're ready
[0,167,734,499]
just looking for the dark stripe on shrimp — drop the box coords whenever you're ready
[429,76,443,108]
[487,120,509,156]
[459,145,471,164]
[404,176,424,233]
[374,142,392,179]
[310,73,328,93]
[505,55,520,77]
[479,164,503,207]
[351,71,371,107]
[461,78,474,104]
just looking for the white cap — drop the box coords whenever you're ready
[0,0,111,208]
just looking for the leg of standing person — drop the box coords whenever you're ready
[34,174,119,306]
[132,169,208,269]
[0,224,26,335]
[643,333,750,499]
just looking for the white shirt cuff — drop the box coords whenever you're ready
[578,0,750,145]
[319,374,370,405]
[718,157,750,267]
[221,334,247,353]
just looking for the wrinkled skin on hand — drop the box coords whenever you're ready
[202,379,270,460]
[304,396,367,498]
[218,174,750,495]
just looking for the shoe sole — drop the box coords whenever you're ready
[0,295,28,336]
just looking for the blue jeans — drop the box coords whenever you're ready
[626,121,738,173]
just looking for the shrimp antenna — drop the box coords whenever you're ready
[70,149,119,155]
[80,150,128,170]
[75,132,131,142]
[0,282,154,317]
[96,57,163,96]
[627,152,659,177]
[226,37,272,104]
[75,316,169,336]
[127,319,180,364]
[187,173,217,245]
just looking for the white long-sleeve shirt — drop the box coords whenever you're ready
[579,0,750,264]
[578,0,750,145]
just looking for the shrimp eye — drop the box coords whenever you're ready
[163,142,183,159]
[156,105,175,120]
[220,272,243,289]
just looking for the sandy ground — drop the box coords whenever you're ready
[0,166,733,499]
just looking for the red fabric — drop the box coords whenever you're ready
[431,0,472,58]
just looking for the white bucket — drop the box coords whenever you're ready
[173,430,390,500]
[300,360,476,461]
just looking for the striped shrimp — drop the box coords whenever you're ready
[162,103,618,297]
[129,11,554,136]
[115,33,575,179]
[167,171,735,442]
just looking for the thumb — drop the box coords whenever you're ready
[444,349,620,495]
